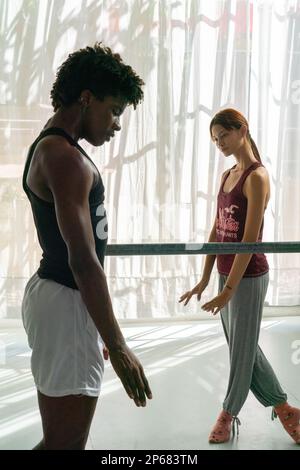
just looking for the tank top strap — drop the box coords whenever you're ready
[36,127,91,158]
[220,167,232,190]
[22,127,79,195]
[235,161,264,191]
[40,127,100,180]
[23,127,100,195]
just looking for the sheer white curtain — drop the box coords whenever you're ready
[0,0,299,320]
[250,0,300,306]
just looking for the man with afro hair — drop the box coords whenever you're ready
[22,43,152,450]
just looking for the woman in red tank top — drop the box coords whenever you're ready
[179,108,300,446]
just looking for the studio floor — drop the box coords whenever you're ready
[0,316,300,450]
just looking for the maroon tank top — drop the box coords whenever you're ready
[216,161,269,277]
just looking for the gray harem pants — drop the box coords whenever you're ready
[219,272,287,416]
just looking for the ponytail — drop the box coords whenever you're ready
[248,135,262,163]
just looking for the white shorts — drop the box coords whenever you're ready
[21,272,105,397]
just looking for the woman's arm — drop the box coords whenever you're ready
[179,171,228,306]
[202,216,217,282]
[202,170,230,281]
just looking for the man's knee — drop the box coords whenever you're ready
[44,433,87,450]
[43,424,88,450]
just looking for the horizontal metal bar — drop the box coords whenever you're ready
[106,242,300,256]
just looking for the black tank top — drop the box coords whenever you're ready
[22,127,108,289]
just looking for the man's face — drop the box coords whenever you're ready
[81,93,127,146]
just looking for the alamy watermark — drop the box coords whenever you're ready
[291,339,300,365]
[291,80,300,104]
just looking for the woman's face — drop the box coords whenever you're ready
[80,93,127,146]
[211,124,244,157]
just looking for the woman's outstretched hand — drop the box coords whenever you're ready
[179,279,209,306]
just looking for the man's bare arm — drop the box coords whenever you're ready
[40,139,152,405]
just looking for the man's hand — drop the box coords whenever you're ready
[201,289,233,316]
[109,344,152,407]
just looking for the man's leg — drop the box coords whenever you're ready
[33,391,98,450]
[33,439,45,450]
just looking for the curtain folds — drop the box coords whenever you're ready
[0,0,299,319]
